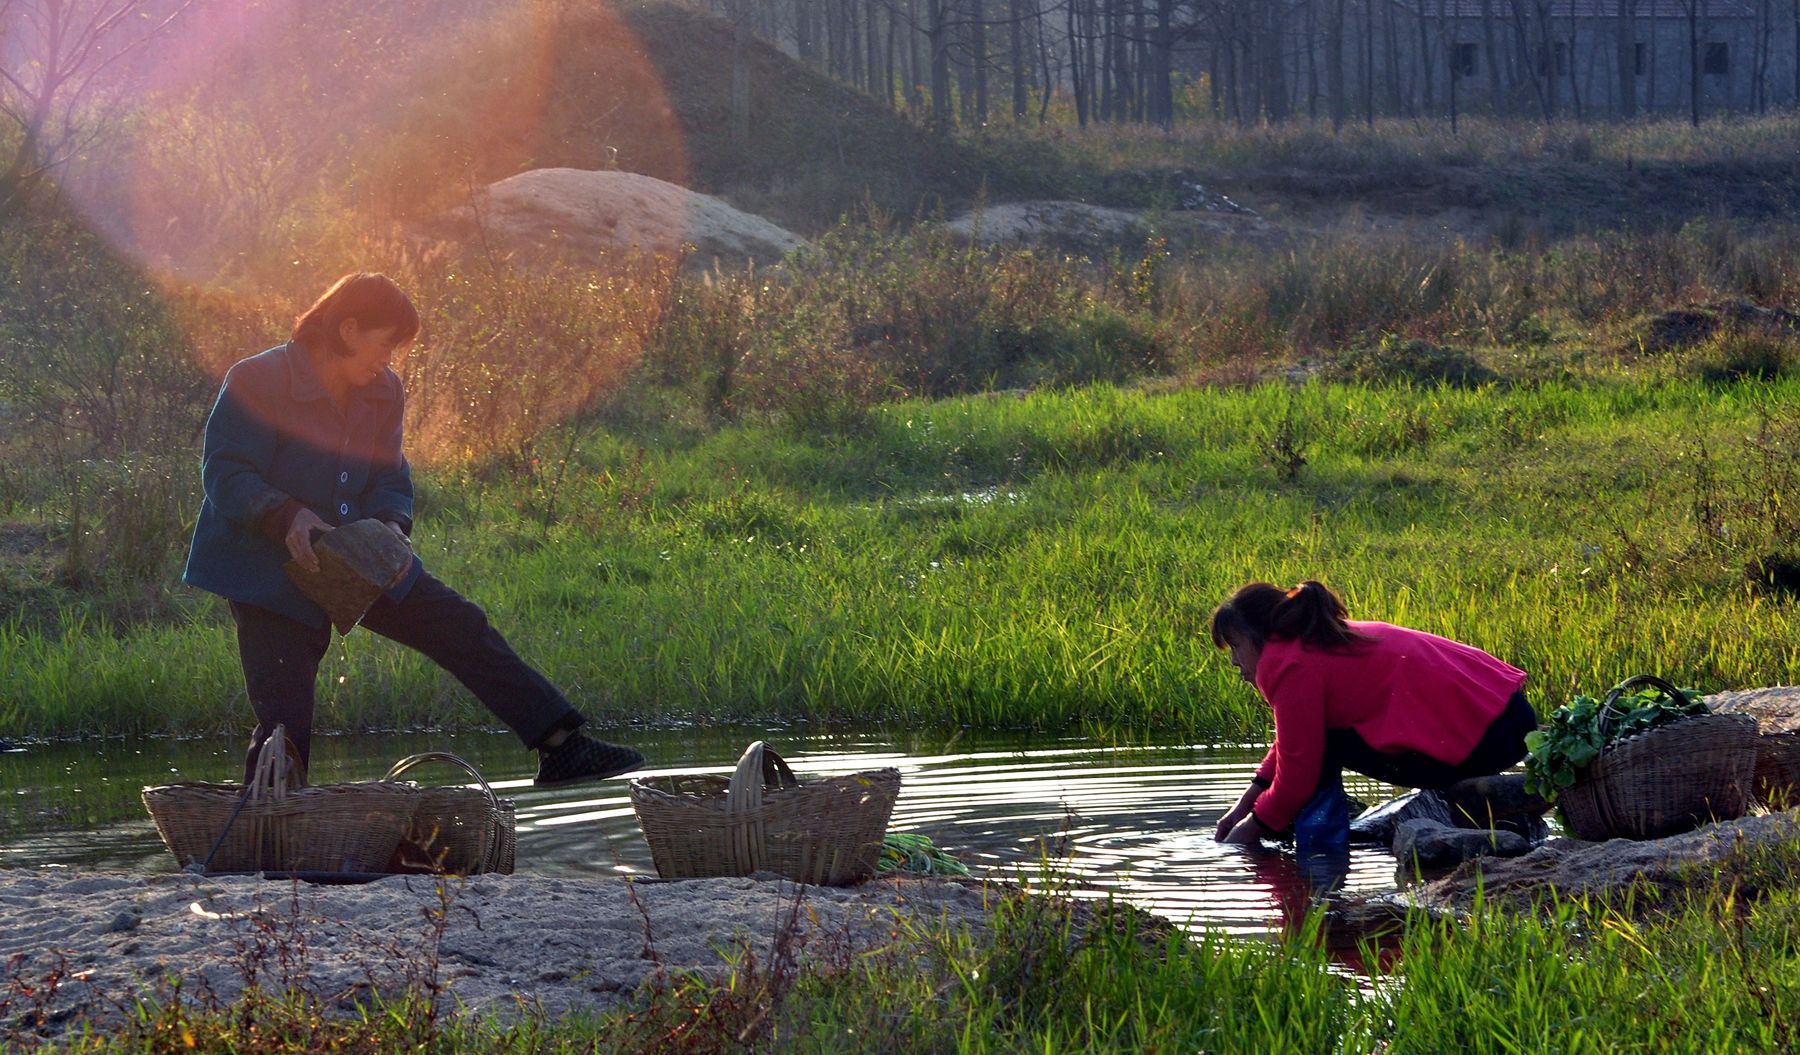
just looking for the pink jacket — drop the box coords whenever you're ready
[1250,621,1526,831]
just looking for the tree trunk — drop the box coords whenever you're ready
[1364,0,1377,126]
[1010,0,1028,119]
[1384,0,1404,115]
[1152,0,1176,126]
[1306,0,1321,119]
[973,0,988,123]
[1418,0,1435,113]
[1328,0,1347,128]
[910,0,927,113]
[930,0,953,128]
[1069,0,1090,125]
[1617,0,1636,117]
[1688,0,1701,126]
[1133,0,1147,122]
[1094,0,1108,119]
[1480,0,1505,110]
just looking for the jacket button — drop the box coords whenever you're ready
[339,472,348,483]
[339,503,349,516]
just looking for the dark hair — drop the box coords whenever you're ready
[291,273,419,358]
[1209,580,1368,651]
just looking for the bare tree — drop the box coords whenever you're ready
[1616,0,1640,117]
[0,0,195,214]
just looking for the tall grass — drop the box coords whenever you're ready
[5,377,1799,739]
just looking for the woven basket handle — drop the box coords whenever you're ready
[723,742,803,873]
[384,751,503,871]
[195,726,298,874]
[383,751,500,805]
[1597,674,1695,740]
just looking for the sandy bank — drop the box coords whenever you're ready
[0,869,998,1034]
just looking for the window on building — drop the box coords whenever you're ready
[1451,42,1479,79]
[1634,42,1647,76]
[1704,42,1730,76]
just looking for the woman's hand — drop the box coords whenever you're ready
[1214,779,1266,842]
[1214,804,1251,842]
[285,508,331,572]
[1221,815,1268,846]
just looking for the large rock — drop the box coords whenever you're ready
[1442,773,1552,828]
[1424,813,1800,912]
[1393,818,1529,871]
[941,199,1277,257]
[449,169,804,272]
[1349,790,1455,846]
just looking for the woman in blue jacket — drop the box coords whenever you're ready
[185,273,642,786]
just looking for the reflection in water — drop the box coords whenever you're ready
[0,729,1413,948]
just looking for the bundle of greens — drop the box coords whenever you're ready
[1523,682,1707,802]
[878,832,972,877]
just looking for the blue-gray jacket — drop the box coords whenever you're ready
[183,341,423,627]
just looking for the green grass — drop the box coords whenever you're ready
[5,376,1798,740]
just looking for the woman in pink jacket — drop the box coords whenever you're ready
[1209,580,1536,848]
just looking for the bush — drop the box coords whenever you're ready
[1331,335,1498,388]
[1688,329,1797,383]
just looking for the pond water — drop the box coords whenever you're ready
[0,726,1413,942]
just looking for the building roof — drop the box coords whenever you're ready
[1405,1,1757,18]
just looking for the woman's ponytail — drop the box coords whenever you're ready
[1210,579,1367,650]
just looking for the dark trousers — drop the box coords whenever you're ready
[1322,690,1536,791]
[230,571,582,782]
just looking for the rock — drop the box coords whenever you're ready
[284,519,414,635]
[941,198,1277,258]
[1177,183,1257,216]
[1424,813,1800,912]
[106,911,139,934]
[1394,818,1529,871]
[1442,773,1552,828]
[446,169,803,273]
[1349,790,1454,846]
[1492,814,1550,849]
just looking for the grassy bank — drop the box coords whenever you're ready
[5,375,1798,740]
[11,856,1800,1054]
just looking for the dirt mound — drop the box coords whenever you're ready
[449,169,804,272]
[1634,300,1800,354]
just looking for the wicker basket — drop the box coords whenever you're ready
[630,741,901,886]
[1705,687,1800,811]
[142,726,419,875]
[384,752,516,875]
[1559,676,1759,841]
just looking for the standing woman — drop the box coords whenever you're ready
[1209,581,1536,848]
[185,273,643,786]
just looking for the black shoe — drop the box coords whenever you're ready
[534,732,645,787]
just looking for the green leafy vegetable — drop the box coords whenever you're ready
[878,832,971,877]
[1523,683,1707,802]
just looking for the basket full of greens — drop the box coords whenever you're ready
[1525,674,1758,841]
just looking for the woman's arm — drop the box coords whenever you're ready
[1214,777,1270,842]
[201,370,292,530]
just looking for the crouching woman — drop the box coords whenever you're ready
[1209,580,1536,849]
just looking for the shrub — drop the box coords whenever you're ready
[1331,335,1498,388]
